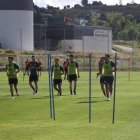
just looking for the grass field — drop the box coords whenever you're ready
[0,71,140,140]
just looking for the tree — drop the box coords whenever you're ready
[81,0,88,6]
[67,5,70,9]
[92,1,103,6]
[74,4,82,9]
[99,13,107,21]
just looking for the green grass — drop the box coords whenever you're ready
[0,71,140,140]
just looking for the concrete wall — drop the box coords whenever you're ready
[0,10,33,51]
[62,29,112,53]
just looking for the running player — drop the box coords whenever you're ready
[51,58,64,96]
[63,57,69,80]
[67,54,80,95]
[102,54,116,101]
[38,59,42,76]
[6,56,20,99]
[97,57,106,97]
[28,55,39,94]
[24,58,29,76]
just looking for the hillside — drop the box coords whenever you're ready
[33,3,140,50]
[34,3,140,25]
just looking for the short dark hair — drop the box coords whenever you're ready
[8,56,13,60]
[69,54,74,57]
[105,54,110,58]
[55,57,59,60]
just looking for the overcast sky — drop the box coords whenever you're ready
[33,0,140,9]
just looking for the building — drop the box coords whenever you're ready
[0,0,33,51]
[34,25,112,53]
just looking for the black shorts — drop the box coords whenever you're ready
[103,76,114,84]
[68,74,77,82]
[53,79,62,85]
[29,74,38,82]
[100,76,105,84]
[8,78,18,85]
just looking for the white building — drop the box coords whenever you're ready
[0,0,33,51]
[43,25,112,53]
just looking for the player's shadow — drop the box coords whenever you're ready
[76,96,99,99]
[30,96,50,100]
[77,100,104,104]
[76,97,105,104]
[30,95,67,100]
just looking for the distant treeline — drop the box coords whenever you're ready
[33,2,140,41]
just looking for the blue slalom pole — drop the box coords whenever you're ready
[48,54,55,121]
[49,54,56,121]
[50,68,56,121]
[112,53,117,124]
[89,54,92,123]
[48,54,52,118]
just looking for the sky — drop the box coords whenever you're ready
[33,0,140,9]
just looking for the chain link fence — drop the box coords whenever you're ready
[1,52,139,72]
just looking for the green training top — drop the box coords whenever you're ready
[6,63,19,78]
[52,64,63,79]
[68,61,78,75]
[102,61,114,76]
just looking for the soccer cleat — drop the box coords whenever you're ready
[16,93,19,96]
[12,96,15,99]
[33,90,36,94]
[107,97,110,101]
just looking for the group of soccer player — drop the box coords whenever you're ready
[6,53,115,100]
[6,54,80,99]
[6,55,42,99]
[97,54,116,101]
[51,54,80,96]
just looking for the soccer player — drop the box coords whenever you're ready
[97,57,106,97]
[37,58,42,77]
[102,54,116,101]
[6,56,20,99]
[63,57,69,80]
[24,58,29,76]
[28,55,39,94]
[51,58,64,96]
[67,54,80,95]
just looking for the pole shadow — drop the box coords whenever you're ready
[76,100,105,104]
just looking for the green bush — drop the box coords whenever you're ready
[5,50,15,54]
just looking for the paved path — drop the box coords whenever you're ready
[114,45,133,53]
